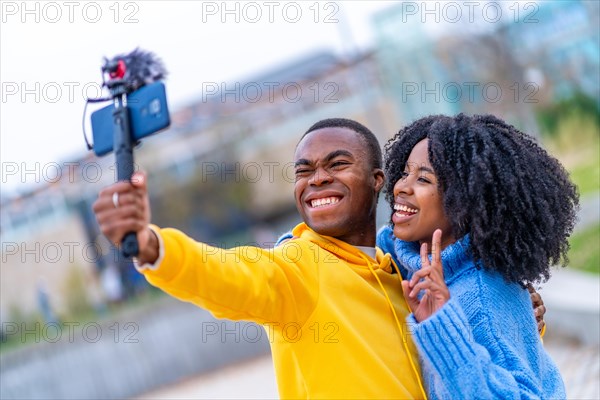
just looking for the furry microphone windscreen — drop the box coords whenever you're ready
[103,48,168,92]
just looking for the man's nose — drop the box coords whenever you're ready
[309,166,333,186]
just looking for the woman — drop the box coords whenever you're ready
[377,113,578,398]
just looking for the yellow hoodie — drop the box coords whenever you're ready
[141,223,426,399]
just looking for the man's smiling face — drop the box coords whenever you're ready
[293,127,384,246]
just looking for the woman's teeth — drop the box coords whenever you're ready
[394,204,417,214]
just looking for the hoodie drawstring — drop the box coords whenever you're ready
[360,252,428,400]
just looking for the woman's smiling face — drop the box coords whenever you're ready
[391,139,455,250]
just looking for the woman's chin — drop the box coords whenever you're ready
[392,225,413,242]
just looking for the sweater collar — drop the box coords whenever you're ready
[393,235,472,281]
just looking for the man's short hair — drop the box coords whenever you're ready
[301,118,382,170]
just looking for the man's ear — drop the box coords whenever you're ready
[373,168,385,194]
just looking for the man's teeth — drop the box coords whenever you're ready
[311,197,340,208]
[394,204,418,214]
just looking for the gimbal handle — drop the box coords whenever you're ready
[112,93,139,258]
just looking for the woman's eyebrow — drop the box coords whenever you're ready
[417,165,435,174]
[405,162,435,175]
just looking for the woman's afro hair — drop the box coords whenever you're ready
[384,113,580,285]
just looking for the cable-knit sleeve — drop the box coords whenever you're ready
[408,277,566,399]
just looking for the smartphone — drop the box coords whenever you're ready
[91,81,171,157]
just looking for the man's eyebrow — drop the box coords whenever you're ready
[324,150,354,163]
[294,150,355,168]
[295,159,311,167]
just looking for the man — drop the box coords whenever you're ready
[94,118,427,399]
[93,118,544,399]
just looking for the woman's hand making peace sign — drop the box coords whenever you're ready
[401,229,451,322]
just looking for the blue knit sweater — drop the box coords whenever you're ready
[377,226,566,400]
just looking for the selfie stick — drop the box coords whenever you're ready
[101,49,167,258]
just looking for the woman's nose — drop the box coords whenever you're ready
[393,173,413,197]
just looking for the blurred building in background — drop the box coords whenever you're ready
[505,0,600,102]
[374,0,599,131]
[1,182,102,322]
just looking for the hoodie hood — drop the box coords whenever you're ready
[291,223,394,273]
